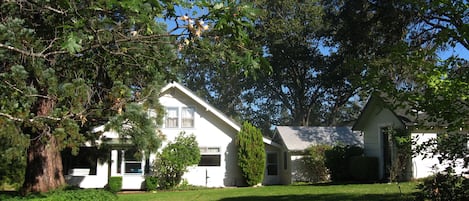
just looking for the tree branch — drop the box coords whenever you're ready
[2,80,51,99]
[0,43,45,58]
[0,112,24,122]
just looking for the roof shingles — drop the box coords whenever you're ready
[276,126,363,151]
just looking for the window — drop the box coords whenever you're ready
[165,107,178,128]
[284,151,288,170]
[198,147,221,166]
[62,147,98,175]
[182,107,195,128]
[266,152,278,176]
[124,149,143,174]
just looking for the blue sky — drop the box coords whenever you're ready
[438,43,469,60]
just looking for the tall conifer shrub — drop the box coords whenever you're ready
[236,121,266,186]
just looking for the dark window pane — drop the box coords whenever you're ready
[61,147,98,175]
[198,155,221,166]
[284,152,288,170]
[125,162,142,173]
[267,164,278,175]
[267,153,277,163]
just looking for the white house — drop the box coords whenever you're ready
[352,94,468,180]
[63,82,282,189]
[273,126,363,184]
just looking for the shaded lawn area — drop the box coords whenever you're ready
[118,182,419,201]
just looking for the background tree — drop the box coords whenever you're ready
[0,0,260,193]
[323,0,468,169]
[152,132,200,189]
[179,0,364,136]
[236,121,266,186]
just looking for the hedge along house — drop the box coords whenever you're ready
[352,94,468,181]
[273,126,363,184]
[63,82,282,189]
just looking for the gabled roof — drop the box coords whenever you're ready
[161,82,282,148]
[276,126,363,152]
[352,93,438,131]
[161,82,241,132]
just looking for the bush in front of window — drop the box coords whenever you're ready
[106,176,122,193]
[236,121,266,186]
[151,132,200,189]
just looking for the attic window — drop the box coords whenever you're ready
[165,107,179,128]
[182,107,195,128]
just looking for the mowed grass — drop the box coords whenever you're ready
[118,182,419,201]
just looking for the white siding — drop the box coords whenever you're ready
[361,106,404,179]
[412,132,468,179]
[158,91,243,187]
[64,159,108,189]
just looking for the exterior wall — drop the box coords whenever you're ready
[361,105,404,180]
[412,132,468,179]
[158,91,243,187]
[411,133,440,179]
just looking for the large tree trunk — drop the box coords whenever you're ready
[22,135,65,194]
[21,98,65,194]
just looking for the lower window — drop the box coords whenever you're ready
[198,147,221,166]
[124,148,143,174]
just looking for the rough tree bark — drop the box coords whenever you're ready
[21,98,65,194]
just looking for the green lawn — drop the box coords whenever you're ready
[118,182,419,201]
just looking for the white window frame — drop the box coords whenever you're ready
[123,149,144,175]
[181,107,195,128]
[266,152,278,176]
[165,107,179,128]
[198,147,221,167]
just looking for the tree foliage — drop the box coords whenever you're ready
[325,0,468,170]
[0,0,260,193]
[151,132,200,190]
[301,145,332,183]
[236,121,266,186]
[180,0,365,136]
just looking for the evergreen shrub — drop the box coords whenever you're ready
[107,176,122,193]
[236,121,266,186]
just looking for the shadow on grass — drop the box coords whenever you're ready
[219,193,416,201]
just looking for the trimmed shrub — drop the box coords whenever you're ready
[349,156,379,181]
[301,145,332,183]
[145,176,158,191]
[152,132,200,189]
[325,145,363,181]
[416,172,469,201]
[106,176,122,193]
[236,121,266,186]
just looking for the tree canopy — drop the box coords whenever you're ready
[0,0,260,193]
